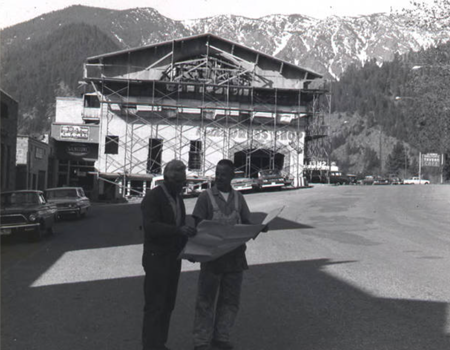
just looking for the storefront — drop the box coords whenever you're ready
[50,124,99,198]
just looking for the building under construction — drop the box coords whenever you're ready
[51,34,329,199]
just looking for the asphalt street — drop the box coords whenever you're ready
[2,185,450,350]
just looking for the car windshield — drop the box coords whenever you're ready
[1,192,42,206]
[46,189,78,199]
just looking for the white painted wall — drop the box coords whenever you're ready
[55,97,84,124]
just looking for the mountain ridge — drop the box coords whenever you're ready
[2,5,449,78]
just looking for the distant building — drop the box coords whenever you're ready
[16,136,50,190]
[1,90,18,191]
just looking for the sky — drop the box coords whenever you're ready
[0,0,436,29]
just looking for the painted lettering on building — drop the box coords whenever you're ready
[66,143,90,157]
[198,127,301,141]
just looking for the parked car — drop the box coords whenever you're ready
[346,174,358,185]
[255,169,285,191]
[183,177,211,197]
[45,187,91,219]
[329,171,350,185]
[388,176,403,185]
[359,175,375,185]
[1,190,57,241]
[373,176,390,185]
[403,177,430,185]
[231,172,256,192]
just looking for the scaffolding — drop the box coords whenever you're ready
[83,34,328,197]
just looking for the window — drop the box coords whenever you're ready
[105,136,119,154]
[35,147,44,159]
[188,140,202,170]
[84,95,100,108]
[1,102,8,118]
[147,139,163,174]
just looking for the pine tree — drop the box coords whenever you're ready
[385,141,409,176]
[363,147,380,175]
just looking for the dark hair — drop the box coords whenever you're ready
[217,159,235,170]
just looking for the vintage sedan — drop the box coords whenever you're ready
[45,187,91,219]
[255,169,285,191]
[0,190,57,241]
[231,172,256,192]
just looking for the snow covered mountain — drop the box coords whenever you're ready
[182,11,450,78]
[2,5,449,79]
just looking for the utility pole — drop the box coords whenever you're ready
[404,142,407,180]
[419,151,422,181]
[379,128,382,176]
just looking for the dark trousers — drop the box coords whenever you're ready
[142,251,181,350]
[193,269,243,346]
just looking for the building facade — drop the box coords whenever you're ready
[1,90,18,192]
[16,136,50,190]
[52,34,328,199]
[50,97,99,197]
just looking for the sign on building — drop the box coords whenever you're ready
[60,125,90,140]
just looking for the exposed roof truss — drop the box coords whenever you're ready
[161,55,254,87]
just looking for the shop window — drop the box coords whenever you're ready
[105,136,119,154]
[147,139,163,174]
[189,140,202,170]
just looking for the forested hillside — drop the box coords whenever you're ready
[329,41,450,180]
[0,22,120,134]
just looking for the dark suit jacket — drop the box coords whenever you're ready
[141,185,187,254]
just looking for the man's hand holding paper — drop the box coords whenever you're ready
[180,206,283,262]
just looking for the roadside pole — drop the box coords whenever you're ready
[419,151,422,182]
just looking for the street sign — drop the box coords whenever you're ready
[422,153,441,167]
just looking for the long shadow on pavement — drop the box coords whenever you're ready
[2,258,449,350]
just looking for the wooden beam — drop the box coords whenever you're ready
[144,52,173,71]
[218,68,252,86]
[208,44,255,71]
[173,61,207,81]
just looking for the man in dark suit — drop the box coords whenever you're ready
[141,159,197,350]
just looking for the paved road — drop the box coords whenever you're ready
[2,185,450,350]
